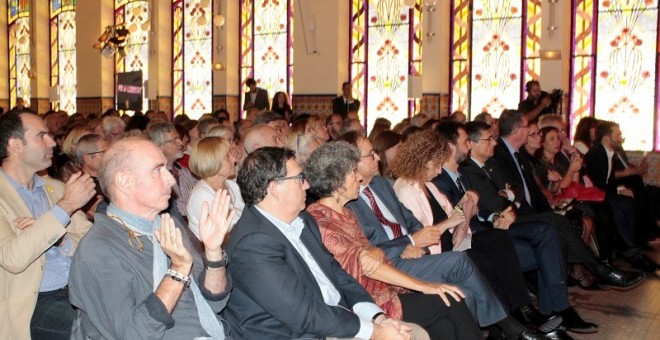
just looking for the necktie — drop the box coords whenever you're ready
[481,166,491,180]
[456,176,466,195]
[363,187,403,238]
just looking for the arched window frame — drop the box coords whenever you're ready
[50,0,77,114]
[349,0,423,132]
[239,0,294,115]
[449,0,542,118]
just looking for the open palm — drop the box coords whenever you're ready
[199,189,235,252]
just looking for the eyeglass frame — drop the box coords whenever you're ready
[276,172,306,184]
[86,149,106,156]
[360,150,376,160]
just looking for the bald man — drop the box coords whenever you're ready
[243,125,284,154]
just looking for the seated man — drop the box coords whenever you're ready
[339,132,548,340]
[225,147,420,340]
[75,133,109,220]
[584,121,659,271]
[0,109,93,340]
[486,111,644,289]
[68,137,233,339]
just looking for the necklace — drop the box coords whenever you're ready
[107,214,146,252]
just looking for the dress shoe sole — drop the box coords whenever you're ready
[563,325,598,334]
[538,316,563,333]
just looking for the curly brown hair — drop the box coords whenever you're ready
[390,129,450,181]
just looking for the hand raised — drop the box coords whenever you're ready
[199,189,235,254]
[57,172,96,215]
[154,213,193,273]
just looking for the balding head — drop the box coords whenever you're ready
[243,125,283,153]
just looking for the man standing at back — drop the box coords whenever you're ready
[333,82,361,119]
[0,109,94,339]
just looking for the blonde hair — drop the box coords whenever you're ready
[190,136,231,179]
[62,125,93,159]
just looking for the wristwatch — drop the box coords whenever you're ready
[203,250,228,268]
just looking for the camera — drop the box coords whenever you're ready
[542,89,563,114]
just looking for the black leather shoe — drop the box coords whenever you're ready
[598,269,645,289]
[543,329,574,340]
[516,305,562,333]
[518,329,552,340]
[558,307,598,334]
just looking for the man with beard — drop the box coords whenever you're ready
[518,80,554,122]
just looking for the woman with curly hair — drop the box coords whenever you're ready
[305,141,481,340]
[391,129,563,336]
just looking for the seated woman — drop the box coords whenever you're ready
[187,136,244,239]
[390,129,562,334]
[305,142,482,340]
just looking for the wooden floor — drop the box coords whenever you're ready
[570,239,660,340]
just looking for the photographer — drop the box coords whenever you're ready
[518,80,561,122]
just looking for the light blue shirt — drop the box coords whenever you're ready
[500,138,532,205]
[254,206,382,339]
[1,169,72,292]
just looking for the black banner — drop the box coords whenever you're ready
[117,71,143,111]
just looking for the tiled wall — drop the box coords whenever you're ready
[419,93,450,119]
[291,95,335,116]
[77,97,115,115]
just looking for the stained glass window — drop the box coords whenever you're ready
[172,0,213,119]
[240,0,294,114]
[7,0,31,109]
[115,0,150,112]
[50,0,77,114]
[350,0,423,132]
[570,0,660,151]
[450,0,540,118]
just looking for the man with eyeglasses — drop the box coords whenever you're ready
[148,122,198,221]
[75,134,110,220]
[326,113,344,140]
[489,111,644,304]
[225,147,417,339]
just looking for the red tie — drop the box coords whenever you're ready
[363,187,404,238]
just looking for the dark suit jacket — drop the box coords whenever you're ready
[346,176,423,260]
[332,96,361,118]
[487,138,552,215]
[223,204,373,340]
[583,143,616,193]
[460,158,514,223]
[431,169,490,233]
[243,88,270,110]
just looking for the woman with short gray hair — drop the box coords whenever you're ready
[305,141,481,340]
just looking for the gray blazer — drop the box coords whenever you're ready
[346,176,423,260]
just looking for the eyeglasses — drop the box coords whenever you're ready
[472,136,496,143]
[276,172,306,184]
[361,150,376,160]
[161,137,181,145]
[86,150,106,156]
[528,132,539,138]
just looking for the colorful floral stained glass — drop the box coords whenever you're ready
[50,0,77,114]
[571,0,659,151]
[8,0,31,109]
[350,0,422,133]
[172,0,212,119]
[115,0,150,112]
[450,0,538,118]
[240,0,293,114]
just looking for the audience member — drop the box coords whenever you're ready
[75,134,109,220]
[325,113,344,140]
[306,141,480,340]
[410,113,430,127]
[243,125,284,154]
[68,137,233,339]
[188,137,243,238]
[572,117,599,156]
[100,115,126,143]
[285,133,320,165]
[243,78,270,111]
[253,110,290,141]
[305,115,330,145]
[271,91,293,121]
[450,111,467,124]
[372,130,402,182]
[225,147,417,339]
[333,81,361,119]
[147,122,198,218]
[0,110,93,339]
